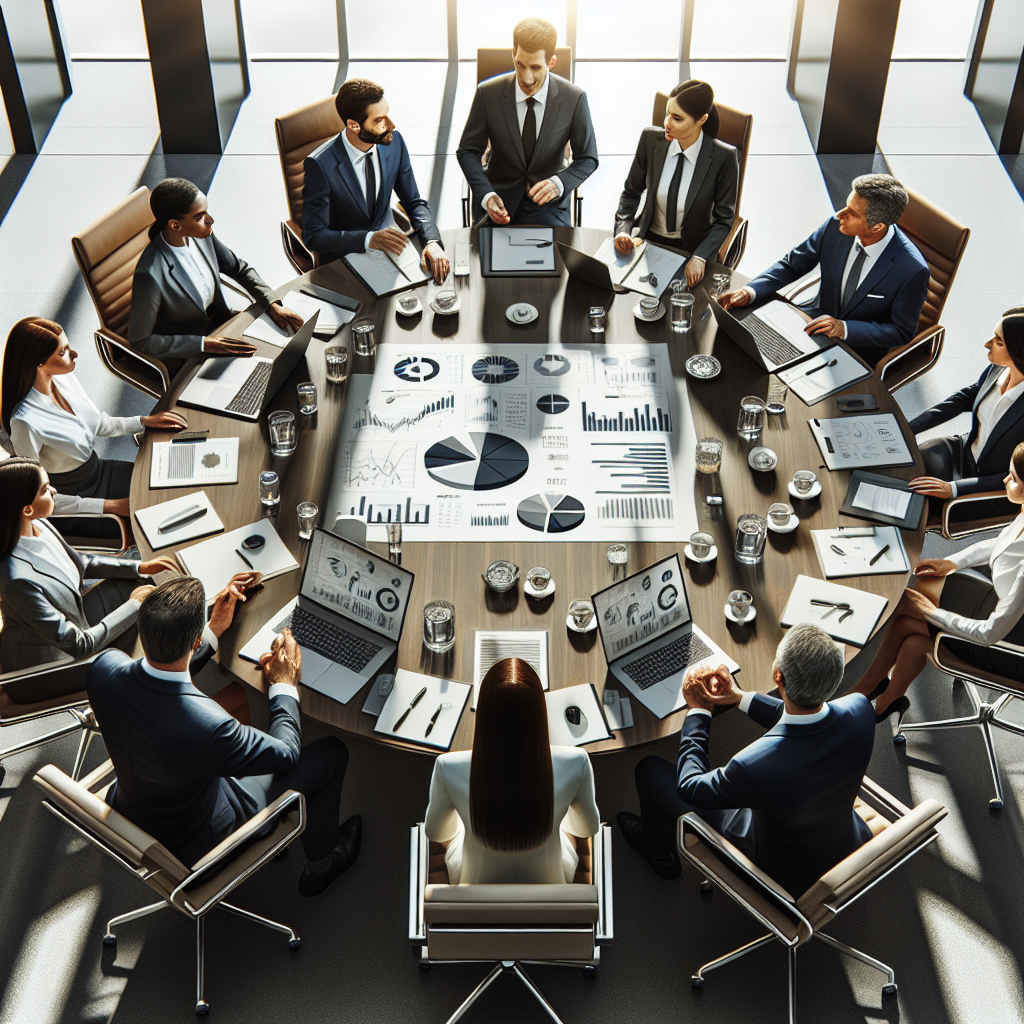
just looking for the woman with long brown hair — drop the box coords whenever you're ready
[424,658,600,884]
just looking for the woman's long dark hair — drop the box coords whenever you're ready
[1,317,62,434]
[470,658,554,853]
[668,79,719,137]
[0,458,46,559]
[1000,306,1024,377]
[149,178,200,239]
[1013,441,1024,482]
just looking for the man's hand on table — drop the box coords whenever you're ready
[683,663,744,710]
[208,571,263,638]
[260,627,301,690]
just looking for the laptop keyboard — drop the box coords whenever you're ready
[225,361,273,416]
[287,606,382,671]
[745,314,804,366]
[621,632,714,690]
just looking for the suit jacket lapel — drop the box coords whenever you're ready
[530,75,561,173]
[682,132,714,212]
[841,239,897,315]
[331,135,372,215]
[501,76,526,167]
[158,239,205,312]
[978,386,1024,463]
[650,135,669,205]
[374,143,392,221]
[12,523,83,600]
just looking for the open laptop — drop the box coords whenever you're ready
[178,309,319,421]
[710,297,828,372]
[556,240,618,291]
[240,527,414,705]
[592,554,739,719]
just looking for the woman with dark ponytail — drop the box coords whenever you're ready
[127,178,302,367]
[614,79,739,287]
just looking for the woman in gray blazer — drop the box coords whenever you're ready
[614,79,738,287]
[0,458,176,694]
[127,178,303,367]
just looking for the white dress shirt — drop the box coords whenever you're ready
[165,237,217,310]
[10,372,144,515]
[925,513,1024,646]
[342,130,395,253]
[689,695,831,723]
[650,134,703,239]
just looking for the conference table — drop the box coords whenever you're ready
[130,226,926,755]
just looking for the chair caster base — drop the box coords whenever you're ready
[700,881,713,894]
[195,1000,209,1016]
[691,976,704,988]
[288,937,302,950]
[882,983,898,997]
[583,965,597,978]
[102,934,116,946]
[989,798,1004,810]
[893,733,907,745]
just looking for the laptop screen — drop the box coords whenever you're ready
[301,528,414,644]
[591,554,691,664]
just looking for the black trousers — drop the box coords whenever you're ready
[511,195,571,226]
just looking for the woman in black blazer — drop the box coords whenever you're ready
[613,79,739,287]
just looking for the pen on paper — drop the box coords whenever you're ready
[424,702,451,738]
[805,359,838,377]
[235,548,254,569]
[869,543,891,566]
[157,505,208,533]
[393,685,428,732]
[830,544,845,555]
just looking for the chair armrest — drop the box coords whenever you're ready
[858,776,912,821]
[595,822,613,944]
[0,651,99,694]
[780,273,820,304]
[720,216,748,270]
[876,324,944,390]
[96,328,172,394]
[49,513,129,555]
[281,220,315,274]
[941,488,1016,541]
[573,188,583,228]
[409,822,429,943]
[80,758,116,794]
[219,275,252,311]
[931,631,1024,690]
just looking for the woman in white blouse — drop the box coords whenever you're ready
[854,442,1024,726]
[2,316,185,516]
[424,658,600,885]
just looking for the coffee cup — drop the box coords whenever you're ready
[689,532,714,559]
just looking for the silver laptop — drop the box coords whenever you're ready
[555,241,624,292]
[240,528,414,705]
[178,310,319,421]
[711,297,829,372]
[592,554,738,719]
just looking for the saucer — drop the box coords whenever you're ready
[685,543,718,563]
[396,296,423,317]
[724,604,757,624]
[525,579,555,599]
[566,613,598,633]
[788,480,823,500]
[633,302,665,322]
[747,447,778,472]
[430,296,461,315]
[685,354,721,380]
[506,302,538,325]
[767,515,799,534]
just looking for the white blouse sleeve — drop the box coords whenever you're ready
[94,409,145,438]
[948,536,998,572]
[52,493,106,516]
[424,756,462,843]
[562,750,601,839]
[9,414,42,461]
[926,566,1024,647]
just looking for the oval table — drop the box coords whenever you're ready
[130,226,925,754]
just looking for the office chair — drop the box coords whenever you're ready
[679,779,946,1024]
[896,632,1024,810]
[934,488,1018,541]
[409,822,613,1024]
[36,760,306,1015]
[651,92,752,268]
[460,47,582,229]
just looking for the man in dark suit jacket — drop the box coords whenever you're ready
[618,623,875,898]
[88,575,361,898]
[456,17,598,227]
[721,173,930,369]
[302,78,448,281]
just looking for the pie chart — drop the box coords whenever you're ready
[424,432,529,490]
[517,493,586,533]
[536,394,569,414]
[534,354,570,376]
[394,356,440,382]
[472,355,519,384]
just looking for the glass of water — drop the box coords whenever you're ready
[695,437,723,475]
[351,319,376,357]
[297,381,317,416]
[259,470,280,508]
[569,599,595,630]
[737,396,766,440]
[589,306,606,334]
[268,411,296,456]
[297,501,318,539]
[423,599,456,653]
[734,513,768,564]
[325,345,348,384]
[387,523,402,565]
[710,271,731,298]
[669,292,695,333]
[766,381,788,415]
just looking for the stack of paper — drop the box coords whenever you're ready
[345,243,430,296]
[779,345,871,405]
[150,437,239,488]
[373,668,471,750]
[282,289,357,333]
[242,313,292,348]
[134,490,223,549]
[472,630,549,710]
[491,227,556,272]
[780,574,888,646]
[810,525,909,578]
[809,413,914,470]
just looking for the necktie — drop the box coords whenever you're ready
[665,151,685,234]
[522,97,537,166]
[363,150,376,217]
[841,243,867,312]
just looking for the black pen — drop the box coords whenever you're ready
[393,686,428,731]
[869,543,890,566]
[235,548,254,569]
[830,543,845,555]
[805,359,838,377]
[526,259,543,265]
[424,703,444,737]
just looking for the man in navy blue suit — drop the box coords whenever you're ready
[721,173,930,369]
[618,623,875,898]
[302,78,449,281]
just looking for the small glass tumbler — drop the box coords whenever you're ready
[297,501,318,539]
[766,381,788,415]
[768,502,793,528]
[728,589,753,622]
[589,305,606,334]
[387,523,402,565]
[259,470,280,508]
[325,345,348,384]
[639,295,661,318]
[669,278,687,294]
[527,566,551,592]
[710,271,731,299]
[793,470,818,496]
[695,437,723,475]
[351,319,376,357]
[434,287,458,312]
[569,599,595,630]
[734,513,768,564]
[423,599,455,654]
[483,560,519,592]
[689,532,714,558]
[737,396,766,440]
[669,292,695,333]
[297,381,318,416]
[268,411,296,456]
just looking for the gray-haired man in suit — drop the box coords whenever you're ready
[457,17,598,227]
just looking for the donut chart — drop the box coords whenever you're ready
[536,394,570,414]
[517,493,586,533]
[534,354,570,376]
[394,356,440,382]
[472,355,519,384]
[424,432,529,490]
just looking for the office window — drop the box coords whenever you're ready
[240,0,339,59]
[690,0,792,59]
[348,0,448,58]
[576,0,680,59]
[892,0,977,59]
[458,1,568,59]
[59,0,148,59]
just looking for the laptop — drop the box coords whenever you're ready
[178,309,319,421]
[592,554,739,719]
[239,528,414,705]
[710,297,829,372]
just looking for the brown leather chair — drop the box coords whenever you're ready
[71,187,170,399]
[652,92,753,268]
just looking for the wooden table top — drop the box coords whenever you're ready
[130,226,925,756]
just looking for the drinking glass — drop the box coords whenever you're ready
[387,523,402,564]
[296,501,318,539]
[669,293,695,333]
[325,345,348,384]
[268,411,296,456]
[423,600,456,653]
[351,319,376,357]
[734,513,768,564]
[434,287,458,312]
[793,470,818,496]
[669,278,687,294]
[569,600,595,630]
[695,437,723,475]
[766,381,788,415]
[737,396,766,439]
[728,589,753,622]
[689,532,714,558]
[527,566,551,592]
[297,381,317,416]
[589,306,607,334]
[482,560,519,592]
[768,502,793,528]
[710,272,731,298]
[639,295,661,318]
[259,470,280,508]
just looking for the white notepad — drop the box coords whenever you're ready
[781,574,888,646]
[242,312,292,348]
[546,684,613,747]
[491,227,555,271]
[602,689,634,731]
[779,345,871,405]
[373,668,471,751]
[809,413,915,470]
[281,290,355,332]
[134,490,223,550]
[810,525,909,578]
[150,438,239,488]
[345,244,429,296]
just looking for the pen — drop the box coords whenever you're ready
[424,703,444,737]
[526,260,544,265]
[235,548,254,569]
[830,543,846,555]
[393,686,428,731]
[869,543,891,566]
[805,359,838,377]
[157,504,208,533]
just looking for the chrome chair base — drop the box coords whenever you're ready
[444,960,565,1024]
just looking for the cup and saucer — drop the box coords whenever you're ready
[633,300,665,321]
[524,569,555,599]
[566,613,598,633]
[724,604,757,624]
[767,514,799,534]
[431,291,461,315]
[788,480,823,500]
[396,294,423,317]
[506,302,539,325]
[685,542,718,563]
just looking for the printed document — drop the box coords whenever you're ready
[852,481,912,519]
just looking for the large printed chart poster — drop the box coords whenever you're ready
[326,343,699,542]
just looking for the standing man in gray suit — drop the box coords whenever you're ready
[457,17,598,227]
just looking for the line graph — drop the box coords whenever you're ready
[345,442,416,488]
[351,392,455,434]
